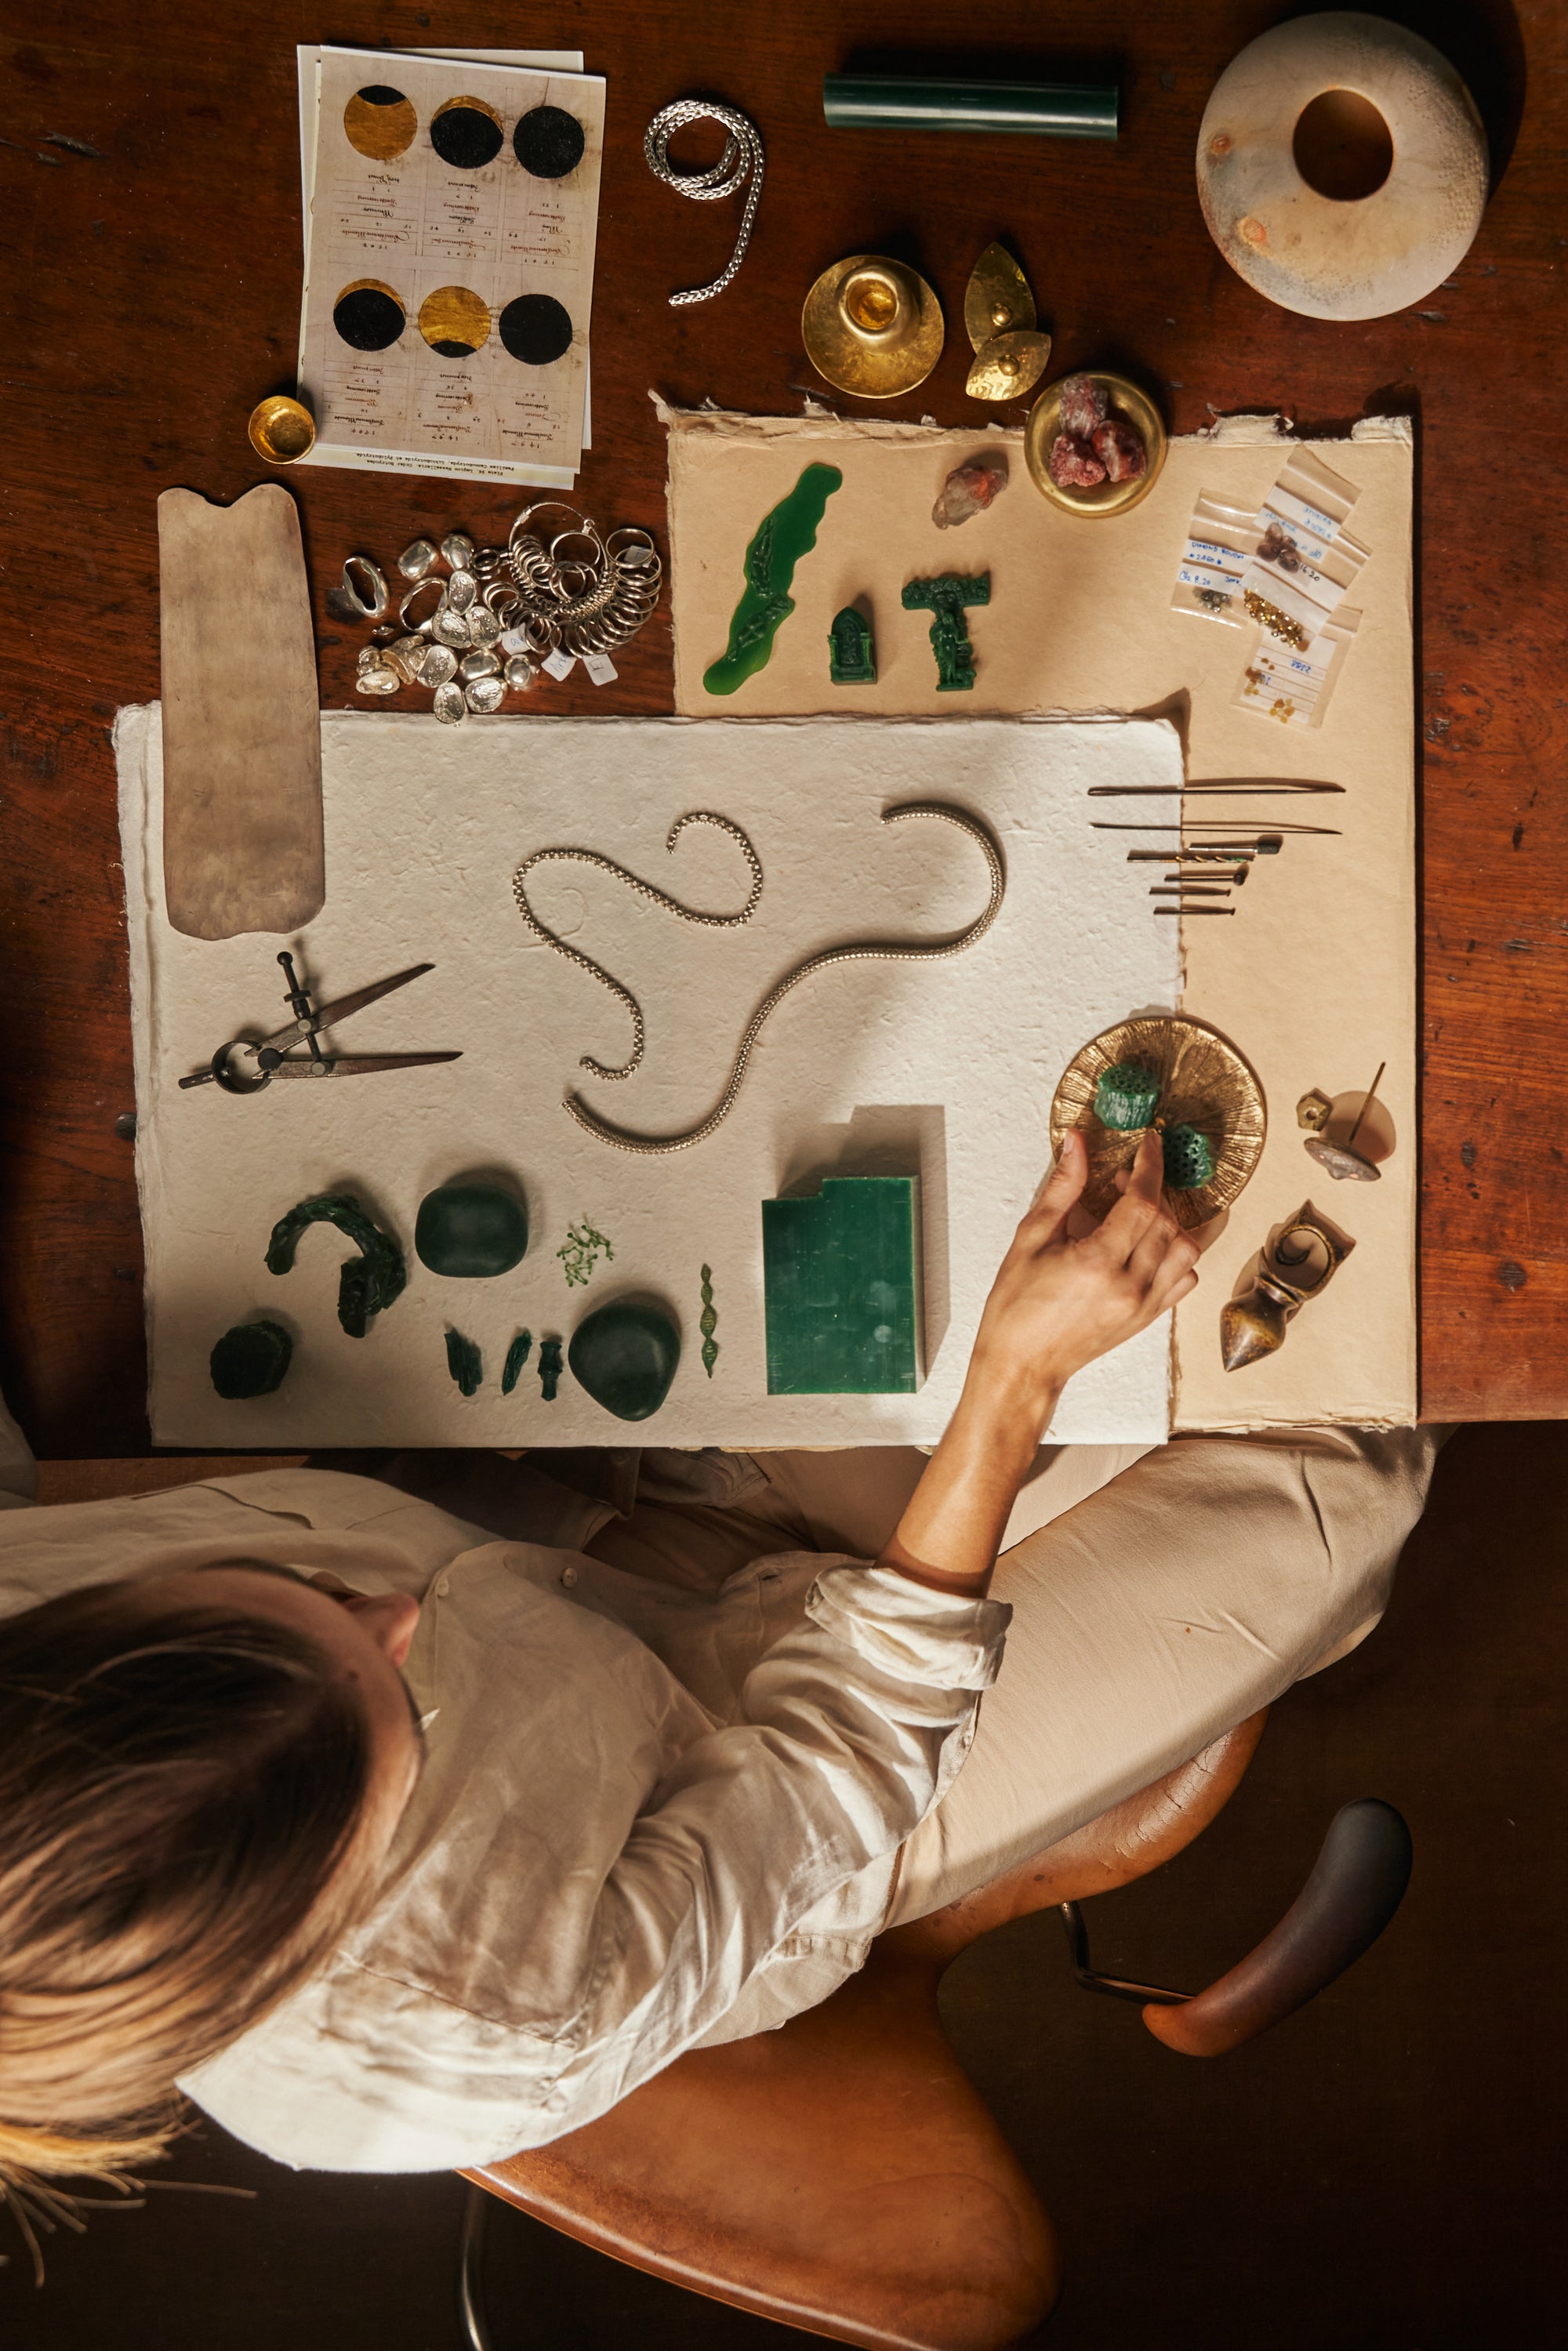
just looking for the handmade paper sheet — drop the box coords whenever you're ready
[120,710,1180,1449]
[662,405,1417,1427]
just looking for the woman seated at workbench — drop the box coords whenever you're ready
[0,1132,1437,2185]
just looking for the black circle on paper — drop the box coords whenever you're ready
[512,103,586,179]
[499,293,574,365]
[430,102,505,170]
[332,284,406,351]
[359,84,406,108]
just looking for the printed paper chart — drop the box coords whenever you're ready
[119,709,1181,1450]
[298,46,604,486]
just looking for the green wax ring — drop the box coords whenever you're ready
[416,1183,528,1278]
[1095,1062,1161,1130]
[568,1301,681,1421]
[1162,1123,1214,1189]
[210,1319,292,1399]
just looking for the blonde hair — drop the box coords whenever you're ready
[0,1574,379,2237]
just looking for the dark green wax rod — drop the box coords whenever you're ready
[823,74,1119,140]
[704,463,844,696]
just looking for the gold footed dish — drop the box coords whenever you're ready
[1024,369,1167,517]
[802,254,944,398]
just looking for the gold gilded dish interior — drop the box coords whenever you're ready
[801,253,944,399]
[247,394,317,465]
[1049,1014,1266,1231]
[1025,370,1167,518]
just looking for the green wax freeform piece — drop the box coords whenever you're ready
[1163,1123,1215,1190]
[762,1176,921,1395]
[568,1301,681,1422]
[265,1193,405,1337]
[210,1319,292,1400]
[445,1329,483,1396]
[501,1330,533,1395]
[1095,1062,1161,1130]
[703,463,843,696]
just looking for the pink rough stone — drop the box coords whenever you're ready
[931,458,1010,530]
[1091,415,1147,483]
[1058,373,1108,440]
[1047,431,1106,489]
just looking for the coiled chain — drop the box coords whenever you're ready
[516,803,1005,1156]
[643,98,764,306]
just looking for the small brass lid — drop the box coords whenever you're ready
[963,241,1036,349]
[248,394,317,465]
[801,253,944,398]
[965,329,1051,402]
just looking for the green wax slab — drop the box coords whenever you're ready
[416,1183,528,1278]
[445,1329,483,1397]
[763,1177,921,1395]
[703,463,843,696]
[568,1301,681,1421]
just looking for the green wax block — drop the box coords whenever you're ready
[1095,1061,1160,1130]
[763,1176,921,1395]
[416,1182,528,1278]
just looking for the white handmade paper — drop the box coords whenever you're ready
[120,709,1180,1449]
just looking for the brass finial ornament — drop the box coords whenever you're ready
[1297,1061,1387,1181]
[962,241,1051,401]
[1049,1014,1267,1232]
[1221,1200,1356,1371]
[801,254,944,397]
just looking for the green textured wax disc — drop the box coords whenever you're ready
[568,1301,681,1421]
[416,1183,528,1278]
[1094,1062,1161,1130]
[1162,1123,1215,1189]
[210,1319,292,1399]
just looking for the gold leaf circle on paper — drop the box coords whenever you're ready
[1049,1014,1267,1230]
[343,85,417,163]
[418,285,492,357]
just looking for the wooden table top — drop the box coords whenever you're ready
[0,1,1555,1450]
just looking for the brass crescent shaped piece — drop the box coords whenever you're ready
[554,803,1006,1156]
[514,814,765,1083]
[1048,1013,1267,1230]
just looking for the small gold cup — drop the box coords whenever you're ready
[248,394,317,466]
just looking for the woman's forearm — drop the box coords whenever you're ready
[877,1367,1061,1595]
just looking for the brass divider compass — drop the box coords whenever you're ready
[180,952,461,1097]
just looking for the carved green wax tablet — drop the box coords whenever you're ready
[210,1319,292,1400]
[568,1301,681,1421]
[416,1183,528,1278]
[445,1329,483,1396]
[703,463,844,696]
[1162,1123,1215,1189]
[763,1176,920,1395]
[1095,1062,1161,1130]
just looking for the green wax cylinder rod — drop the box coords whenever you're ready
[823,74,1119,142]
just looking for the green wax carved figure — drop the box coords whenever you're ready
[568,1301,681,1421]
[416,1183,529,1279]
[501,1330,533,1395]
[209,1319,292,1399]
[265,1195,406,1337]
[704,463,844,695]
[901,572,990,691]
[828,606,876,684]
[1094,1063,1162,1130]
[1162,1123,1216,1190]
[444,1330,483,1397]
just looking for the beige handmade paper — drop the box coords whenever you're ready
[121,708,1181,1449]
[663,403,1417,1426]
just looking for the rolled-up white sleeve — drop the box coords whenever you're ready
[541,1560,1010,2121]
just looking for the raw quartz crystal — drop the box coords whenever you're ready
[932,457,1009,530]
[1047,372,1147,492]
[1091,415,1147,484]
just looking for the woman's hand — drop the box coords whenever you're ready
[964,1127,1201,1435]
[879,1129,1200,1594]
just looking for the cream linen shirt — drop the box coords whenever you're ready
[0,1466,1007,2175]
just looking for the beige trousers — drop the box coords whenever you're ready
[589,1426,1443,1927]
